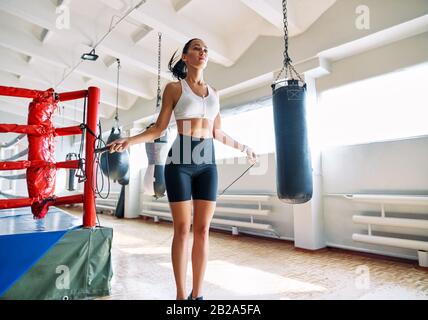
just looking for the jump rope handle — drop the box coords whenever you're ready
[94,146,110,154]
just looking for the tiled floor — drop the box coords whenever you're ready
[64,206,428,300]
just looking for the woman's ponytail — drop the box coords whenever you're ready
[168,50,187,80]
[168,38,200,80]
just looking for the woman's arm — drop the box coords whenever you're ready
[212,112,257,163]
[212,112,246,151]
[108,82,175,153]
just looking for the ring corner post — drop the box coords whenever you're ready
[83,86,100,228]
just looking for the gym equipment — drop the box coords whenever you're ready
[143,124,169,198]
[0,85,100,223]
[99,59,130,186]
[100,127,130,184]
[141,33,169,198]
[65,153,78,191]
[271,0,313,204]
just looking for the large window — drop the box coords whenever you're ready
[315,62,428,148]
[214,100,276,160]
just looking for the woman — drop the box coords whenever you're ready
[108,38,257,300]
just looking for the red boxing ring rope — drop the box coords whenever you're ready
[0,85,100,227]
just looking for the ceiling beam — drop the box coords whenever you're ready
[170,0,193,12]
[57,0,72,7]
[0,48,115,117]
[240,0,302,33]
[131,25,153,46]
[0,0,171,81]
[0,21,154,101]
[101,0,234,66]
[40,28,54,44]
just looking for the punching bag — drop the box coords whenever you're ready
[272,79,312,204]
[100,127,130,184]
[143,127,170,198]
[66,153,78,191]
[115,185,125,218]
[117,170,129,186]
[153,132,169,198]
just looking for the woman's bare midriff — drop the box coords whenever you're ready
[176,118,214,139]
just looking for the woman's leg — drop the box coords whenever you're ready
[191,199,216,298]
[190,164,218,298]
[165,163,193,300]
[170,201,192,300]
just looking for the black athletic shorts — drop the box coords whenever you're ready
[164,134,218,202]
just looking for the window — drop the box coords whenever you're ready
[315,63,428,148]
[214,100,276,160]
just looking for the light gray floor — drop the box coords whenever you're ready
[64,206,428,300]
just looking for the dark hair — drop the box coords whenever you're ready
[168,38,200,80]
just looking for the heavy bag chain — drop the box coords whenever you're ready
[156,32,162,110]
[114,58,121,130]
[273,0,305,85]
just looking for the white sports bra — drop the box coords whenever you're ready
[173,79,220,121]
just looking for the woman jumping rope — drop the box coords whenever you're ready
[108,38,257,300]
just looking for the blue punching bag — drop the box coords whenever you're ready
[272,79,312,204]
[100,127,130,184]
[144,127,170,199]
[153,130,170,198]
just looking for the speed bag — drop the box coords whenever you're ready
[272,79,313,204]
[100,127,130,183]
[66,153,78,191]
[117,170,129,186]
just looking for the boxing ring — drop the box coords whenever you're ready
[0,86,113,299]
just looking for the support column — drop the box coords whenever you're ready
[124,126,146,218]
[293,75,325,250]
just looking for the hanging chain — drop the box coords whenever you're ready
[114,58,121,128]
[274,0,289,83]
[283,0,290,69]
[273,0,304,85]
[156,32,162,110]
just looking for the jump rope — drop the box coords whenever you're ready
[76,95,257,229]
[93,140,257,197]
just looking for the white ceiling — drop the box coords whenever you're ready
[0,0,336,124]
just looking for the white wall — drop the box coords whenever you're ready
[322,135,428,260]
[216,153,294,239]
